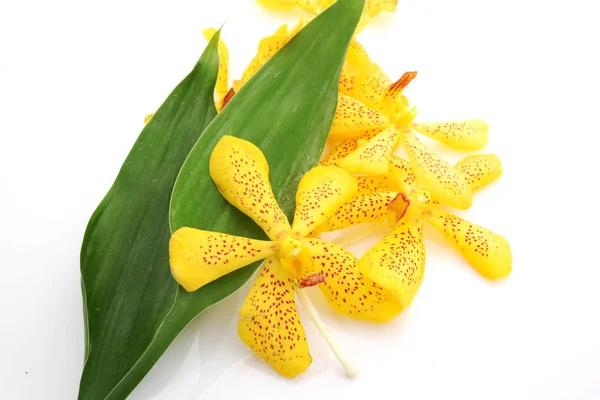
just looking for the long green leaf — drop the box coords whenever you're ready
[79,0,365,397]
[78,36,220,399]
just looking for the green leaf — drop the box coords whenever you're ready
[78,36,220,399]
[79,0,365,398]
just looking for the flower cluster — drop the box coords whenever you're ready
[169,0,511,379]
[171,135,401,378]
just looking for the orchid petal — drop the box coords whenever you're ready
[169,228,277,292]
[330,93,390,140]
[356,175,398,195]
[304,238,403,322]
[455,154,503,193]
[209,136,291,240]
[238,257,312,378]
[425,210,512,279]
[412,120,489,150]
[339,124,402,175]
[345,39,371,73]
[388,155,417,193]
[202,28,230,103]
[291,166,358,238]
[235,22,304,91]
[319,136,363,167]
[402,130,473,209]
[359,218,426,308]
[314,191,396,233]
[339,69,356,96]
[351,62,392,112]
[256,24,301,64]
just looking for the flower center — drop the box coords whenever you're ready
[278,236,322,286]
[414,190,431,205]
[388,190,432,223]
[408,190,432,218]
[279,236,303,259]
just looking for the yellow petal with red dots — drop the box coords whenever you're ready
[402,130,472,209]
[425,211,512,279]
[455,154,503,193]
[356,175,398,195]
[388,155,417,193]
[351,62,391,112]
[339,40,369,96]
[359,218,426,308]
[319,136,363,167]
[345,40,371,73]
[314,191,396,233]
[339,69,356,96]
[238,257,312,378]
[209,136,291,240]
[291,166,358,238]
[256,26,296,64]
[412,120,489,150]
[202,28,230,103]
[169,228,277,292]
[304,238,403,322]
[236,22,305,92]
[339,124,402,175]
[330,94,390,140]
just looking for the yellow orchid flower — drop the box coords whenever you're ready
[325,57,491,210]
[316,153,511,308]
[169,135,402,378]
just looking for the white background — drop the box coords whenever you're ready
[1,0,599,399]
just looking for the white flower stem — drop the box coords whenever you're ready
[297,288,359,378]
